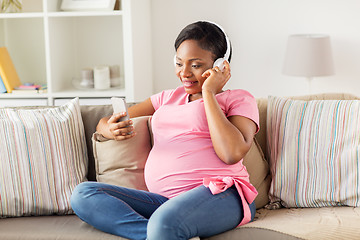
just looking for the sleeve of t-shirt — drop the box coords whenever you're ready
[226,89,260,132]
[150,89,175,111]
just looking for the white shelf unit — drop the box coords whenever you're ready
[0,0,152,107]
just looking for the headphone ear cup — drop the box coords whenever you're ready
[213,58,226,71]
[173,55,177,67]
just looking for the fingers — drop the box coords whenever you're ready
[202,66,222,78]
[108,112,128,123]
[113,124,134,135]
[213,66,221,72]
[223,60,230,70]
[202,69,211,78]
[107,114,136,141]
[113,130,136,141]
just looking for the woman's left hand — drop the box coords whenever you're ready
[201,60,231,95]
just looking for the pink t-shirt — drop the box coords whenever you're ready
[145,86,259,196]
[146,86,259,226]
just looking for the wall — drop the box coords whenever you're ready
[150,0,360,98]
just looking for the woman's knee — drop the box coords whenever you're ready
[70,181,99,213]
[147,203,184,240]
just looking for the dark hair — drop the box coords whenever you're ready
[174,21,232,63]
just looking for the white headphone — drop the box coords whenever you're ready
[174,21,231,71]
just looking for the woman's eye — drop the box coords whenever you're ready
[192,64,201,68]
[176,63,182,67]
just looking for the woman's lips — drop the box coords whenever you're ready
[182,80,197,87]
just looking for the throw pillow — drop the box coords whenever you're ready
[92,116,151,191]
[0,98,88,217]
[267,96,360,208]
[243,138,270,209]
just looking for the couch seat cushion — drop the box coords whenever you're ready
[238,207,360,240]
[0,215,125,240]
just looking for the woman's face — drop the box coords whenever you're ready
[175,40,214,95]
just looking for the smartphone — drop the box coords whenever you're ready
[111,97,129,122]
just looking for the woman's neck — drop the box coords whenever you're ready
[189,90,225,102]
[189,93,202,102]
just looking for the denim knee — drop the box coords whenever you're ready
[147,205,184,240]
[70,181,97,216]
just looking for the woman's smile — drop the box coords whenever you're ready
[182,80,198,88]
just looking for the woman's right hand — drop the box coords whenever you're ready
[108,112,136,140]
[97,112,136,141]
[96,97,155,141]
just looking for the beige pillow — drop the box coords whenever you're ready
[243,138,270,209]
[92,116,151,190]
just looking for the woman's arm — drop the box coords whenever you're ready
[96,98,155,140]
[202,90,257,165]
[201,61,257,164]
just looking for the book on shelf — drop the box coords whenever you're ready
[11,89,48,94]
[11,84,47,94]
[0,47,22,93]
[15,84,42,90]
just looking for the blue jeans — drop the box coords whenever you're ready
[70,182,256,240]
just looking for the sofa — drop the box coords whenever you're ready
[1,93,360,240]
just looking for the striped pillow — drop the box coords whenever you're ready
[0,98,88,217]
[267,96,360,208]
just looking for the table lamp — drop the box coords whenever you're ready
[283,34,335,93]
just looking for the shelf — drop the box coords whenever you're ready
[47,10,123,18]
[0,93,48,99]
[0,0,152,106]
[0,11,122,19]
[0,12,43,19]
[0,88,125,99]
[52,88,126,98]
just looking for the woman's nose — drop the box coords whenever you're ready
[181,65,192,78]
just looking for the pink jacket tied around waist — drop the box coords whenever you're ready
[203,176,258,226]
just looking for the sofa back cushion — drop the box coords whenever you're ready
[80,104,113,181]
[267,95,360,208]
[0,98,87,217]
[243,138,271,208]
[255,98,269,160]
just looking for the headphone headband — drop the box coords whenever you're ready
[204,20,231,62]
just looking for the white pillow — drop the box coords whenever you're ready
[0,98,88,217]
[267,96,360,208]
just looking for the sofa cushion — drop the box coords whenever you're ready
[254,93,360,161]
[92,116,151,190]
[243,138,270,209]
[267,96,360,208]
[236,207,360,240]
[0,215,126,240]
[80,104,113,181]
[0,98,87,217]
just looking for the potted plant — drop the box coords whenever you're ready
[1,0,22,13]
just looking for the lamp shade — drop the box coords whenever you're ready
[283,34,335,77]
